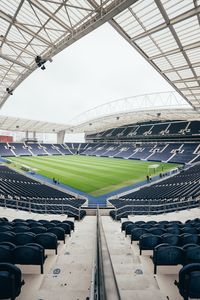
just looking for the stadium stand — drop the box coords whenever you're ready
[0,166,86,219]
[25,143,47,156]
[109,164,200,219]
[10,143,31,157]
[0,144,15,157]
[86,120,200,141]
[41,144,61,155]
[0,140,200,165]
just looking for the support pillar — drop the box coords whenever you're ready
[57,130,65,144]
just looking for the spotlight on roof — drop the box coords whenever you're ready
[35,55,46,70]
[6,88,13,95]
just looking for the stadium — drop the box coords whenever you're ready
[0,1,200,300]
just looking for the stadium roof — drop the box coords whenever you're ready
[0,115,68,133]
[111,0,200,110]
[0,0,138,107]
[0,91,200,134]
[69,92,200,133]
[0,1,200,115]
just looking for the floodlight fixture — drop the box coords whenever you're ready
[6,88,13,95]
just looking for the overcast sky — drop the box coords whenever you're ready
[0,23,179,126]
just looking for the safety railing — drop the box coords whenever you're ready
[0,197,83,219]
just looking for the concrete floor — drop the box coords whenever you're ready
[0,207,200,299]
[0,208,97,300]
[101,216,184,300]
[17,216,96,300]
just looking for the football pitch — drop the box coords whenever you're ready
[8,155,180,196]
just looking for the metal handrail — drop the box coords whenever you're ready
[0,197,83,218]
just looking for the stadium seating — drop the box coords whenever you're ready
[9,143,31,156]
[86,120,200,140]
[109,164,200,218]
[120,217,200,285]
[13,244,45,274]
[0,143,15,157]
[175,263,200,300]
[0,140,199,165]
[25,143,47,156]
[153,244,184,274]
[0,263,24,299]
[0,166,86,219]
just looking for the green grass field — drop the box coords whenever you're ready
[7,155,180,196]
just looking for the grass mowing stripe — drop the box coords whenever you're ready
[8,156,180,196]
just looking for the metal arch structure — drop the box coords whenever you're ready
[0,92,199,135]
[110,0,200,110]
[68,91,200,133]
[0,0,138,108]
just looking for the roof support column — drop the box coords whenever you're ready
[57,130,65,144]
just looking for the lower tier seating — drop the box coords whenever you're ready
[120,217,200,299]
[110,164,200,219]
[0,166,86,219]
[0,141,199,165]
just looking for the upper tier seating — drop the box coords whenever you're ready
[170,143,199,164]
[80,142,200,164]
[86,120,199,140]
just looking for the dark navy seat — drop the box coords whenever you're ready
[14,232,36,245]
[30,226,47,234]
[13,244,45,274]
[47,227,65,243]
[131,228,148,243]
[179,233,198,246]
[62,220,75,231]
[153,244,184,274]
[14,226,30,233]
[139,234,161,255]
[161,233,179,246]
[0,232,15,243]
[0,245,13,263]
[184,245,200,265]
[121,221,133,232]
[0,263,24,300]
[35,233,58,254]
[175,263,200,300]
[125,224,136,236]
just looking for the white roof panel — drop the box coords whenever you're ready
[112,0,200,110]
[0,0,200,113]
[0,0,137,107]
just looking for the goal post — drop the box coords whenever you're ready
[148,164,160,175]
